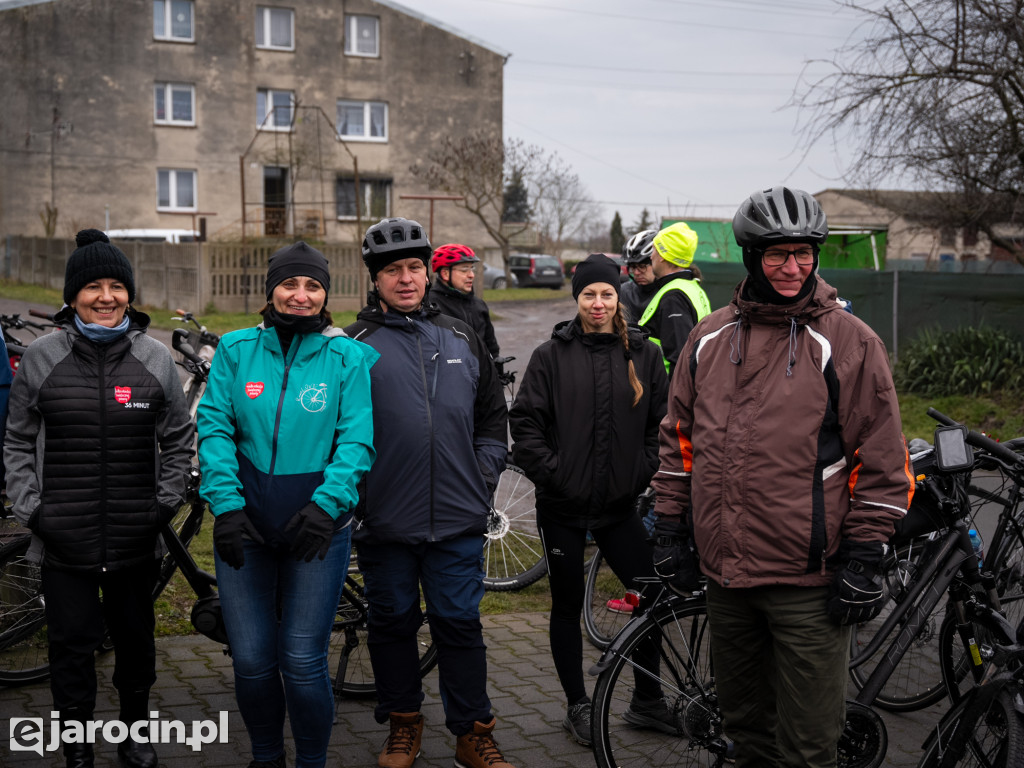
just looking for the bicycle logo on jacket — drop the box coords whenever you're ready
[299,384,328,413]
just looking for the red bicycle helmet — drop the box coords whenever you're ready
[431,243,480,272]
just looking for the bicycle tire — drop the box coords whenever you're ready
[916,683,1024,768]
[0,536,50,686]
[483,463,546,591]
[152,499,206,602]
[848,537,948,712]
[937,609,1008,707]
[591,596,726,768]
[583,550,631,651]
[328,568,438,699]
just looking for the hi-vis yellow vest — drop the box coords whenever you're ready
[638,278,712,373]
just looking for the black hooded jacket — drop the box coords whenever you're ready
[429,278,500,358]
[510,318,668,529]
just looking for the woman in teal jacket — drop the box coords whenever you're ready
[197,242,378,768]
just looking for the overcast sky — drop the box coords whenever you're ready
[390,0,874,229]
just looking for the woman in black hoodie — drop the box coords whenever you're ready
[509,253,669,747]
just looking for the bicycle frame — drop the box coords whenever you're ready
[851,520,991,706]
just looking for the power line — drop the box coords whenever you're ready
[511,59,801,77]
[467,0,849,39]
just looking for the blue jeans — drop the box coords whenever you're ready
[215,530,350,768]
[356,534,491,735]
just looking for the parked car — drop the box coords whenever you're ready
[508,253,565,289]
[483,263,517,290]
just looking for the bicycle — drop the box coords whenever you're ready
[848,416,1024,713]
[588,415,1023,768]
[170,309,220,419]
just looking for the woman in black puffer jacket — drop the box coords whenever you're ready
[4,230,193,768]
[509,253,668,748]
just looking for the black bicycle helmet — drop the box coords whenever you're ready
[623,230,656,264]
[362,217,432,278]
[732,186,828,249]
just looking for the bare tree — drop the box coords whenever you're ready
[409,131,547,277]
[532,155,601,259]
[794,0,1024,266]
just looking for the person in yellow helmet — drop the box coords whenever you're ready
[637,222,712,377]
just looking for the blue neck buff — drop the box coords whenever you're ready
[74,313,131,343]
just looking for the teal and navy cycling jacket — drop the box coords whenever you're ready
[197,323,379,546]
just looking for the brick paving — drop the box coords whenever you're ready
[1,611,944,767]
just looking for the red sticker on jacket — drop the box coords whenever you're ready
[245,382,264,399]
[114,386,132,404]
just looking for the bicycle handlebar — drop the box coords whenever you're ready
[172,328,210,373]
[927,407,1024,471]
[28,309,57,322]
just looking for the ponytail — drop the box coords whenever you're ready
[613,305,644,407]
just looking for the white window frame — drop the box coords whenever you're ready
[154,82,196,126]
[257,89,295,131]
[255,6,295,51]
[153,0,194,43]
[344,14,379,57]
[336,176,391,220]
[157,169,197,212]
[336,100,387,143]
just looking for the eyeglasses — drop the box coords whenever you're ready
[762,247,815,267]
[451,264,476,274]
[628,261,652,271]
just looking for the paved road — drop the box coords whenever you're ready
[0,293,958,766]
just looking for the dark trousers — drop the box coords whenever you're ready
[357,535,490,736]
[539,512,656,705]
[42,559,159,714]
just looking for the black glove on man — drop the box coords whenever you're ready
[826,539,886,625]
[285,502,335,562]
[213,509,264,570]
[652,516,701,596]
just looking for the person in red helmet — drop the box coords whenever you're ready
[430,244,500,358]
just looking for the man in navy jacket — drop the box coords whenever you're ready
[345,218,514,768]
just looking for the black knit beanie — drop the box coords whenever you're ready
[265,241,331,302]
[64,229,136,305]
[572,253,621,300]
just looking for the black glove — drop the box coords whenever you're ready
[652,516,701,596]
[285,502,335,563]
[826,540,886,625]
[479,463,498,499]
[213,509,264,570]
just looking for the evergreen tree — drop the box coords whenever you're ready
[610,212,625,254]
[502,170,530,223]
[632,208,653,235]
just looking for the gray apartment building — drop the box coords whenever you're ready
[0,0,506,245]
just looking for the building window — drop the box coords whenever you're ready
[153,0,194,42]
[255,6,294,50]
[344,15,379,57]
[258,89,294,130]
[336,100,387,142]
[157,169,197,211]
[336,176,391,220]
[154,83,195,126]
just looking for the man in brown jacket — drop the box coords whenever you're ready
[650,186,914,768]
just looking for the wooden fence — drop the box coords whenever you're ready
[2,235,367,313]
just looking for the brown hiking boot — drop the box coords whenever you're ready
[378,712,424,768]
[454,718,516,768]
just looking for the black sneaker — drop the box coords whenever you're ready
[247,755,286,768]
[562,699,593,746]
[623,696,680,735]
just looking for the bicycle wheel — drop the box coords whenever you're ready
[591,596,727,768]
[848,537,947,711]
[0,536,50,686]
[584,550,632,651]
[153,497,206,601]
[917,683,1024,768]
[483,463,546,591]
[937,610,1006,706]
[329,569,438,699]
